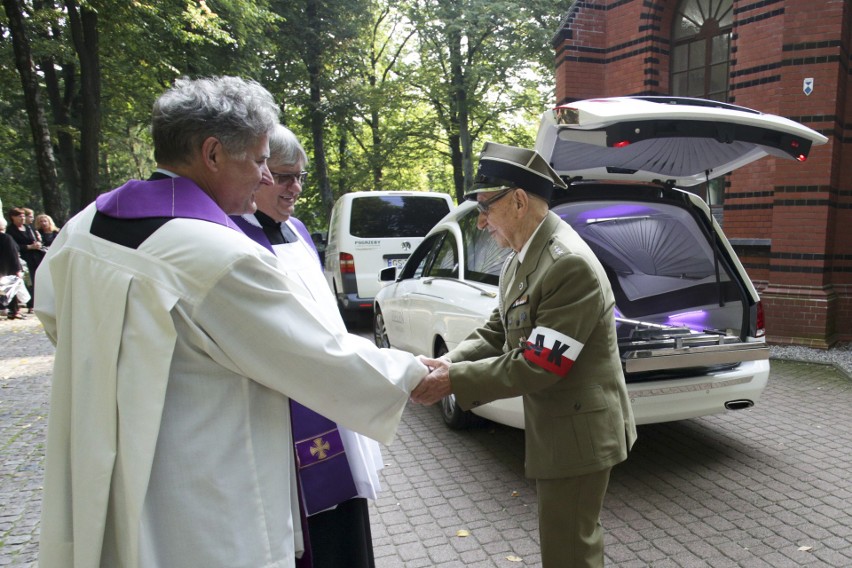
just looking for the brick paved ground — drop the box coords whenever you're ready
[2,317,851,567]
[0,317,52,567]
[372,359,852,567]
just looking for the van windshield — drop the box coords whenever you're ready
[349,195,451,238]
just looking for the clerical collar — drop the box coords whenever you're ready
[253,210,297,245]
[254,210,280,230]
[154,168,178,178]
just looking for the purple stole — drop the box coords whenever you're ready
[96,177,243,229]
[290,406,358,514]
[231,214,359,516]
[98,179,358,562]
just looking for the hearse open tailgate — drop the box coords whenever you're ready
[624,342,769,373]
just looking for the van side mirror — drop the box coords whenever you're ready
[379,266,397,282]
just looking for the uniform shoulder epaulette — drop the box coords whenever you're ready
[548,238,567,260]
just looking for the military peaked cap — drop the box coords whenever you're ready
[465,142,567,201]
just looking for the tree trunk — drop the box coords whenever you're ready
[449,133,464,203]
[3,0,63,219]
[448,26,474,198]
[305,0,334,216]
[337,130,348,197]
[308,70,333,216]
[34,0,75,222]
[40,60,79,222]
[65,0,101,211]
[370,108,382,190]
[368,57,382,189]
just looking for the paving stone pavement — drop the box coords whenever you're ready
[2,316,851,567]
[0,317,52,567]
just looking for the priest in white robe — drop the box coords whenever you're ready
[35,76,427,568]
[233,124,384,568]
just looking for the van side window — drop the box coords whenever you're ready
[458,207,510,285]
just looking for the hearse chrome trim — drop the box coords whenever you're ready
[629,375,754,399]
[624,343,769,373]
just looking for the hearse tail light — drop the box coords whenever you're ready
[612,140,631,148]
[755,301,766,337]
[780,134,813,162]
[340,252,355,274]
[788,139,808,162]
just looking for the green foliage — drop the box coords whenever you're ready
[0,4,45,212]
[1,0,573,228]
[401,0,572,199]
[0,104,44,212]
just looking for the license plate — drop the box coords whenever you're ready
[387,258,407,269]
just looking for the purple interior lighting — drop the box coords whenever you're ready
[667,310,708,331]
[576,204,656,223]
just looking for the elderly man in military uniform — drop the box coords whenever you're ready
[415,142,637,567]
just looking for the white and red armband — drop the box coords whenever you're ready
[522,326,584,377]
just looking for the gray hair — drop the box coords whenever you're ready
[152,76,280,164]
[268,124,308,167]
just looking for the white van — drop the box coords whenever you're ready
[324,190,454,322]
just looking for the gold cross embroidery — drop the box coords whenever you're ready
[309,437,331,460]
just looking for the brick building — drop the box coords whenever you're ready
[552,0,851,347]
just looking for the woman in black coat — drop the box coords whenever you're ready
[35,213,60,247]
[0,222,25,318]
[7,207,43,313]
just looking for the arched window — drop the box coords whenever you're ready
[671,0,733,101]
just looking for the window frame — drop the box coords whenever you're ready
[671,0,733,102]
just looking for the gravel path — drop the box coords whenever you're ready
[769,341,852,379]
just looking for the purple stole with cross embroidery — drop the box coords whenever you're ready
[231,214,359,515]
[98,178,359,518]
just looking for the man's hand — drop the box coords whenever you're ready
[411,356,452,405]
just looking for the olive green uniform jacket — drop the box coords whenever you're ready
[447,211,637,479]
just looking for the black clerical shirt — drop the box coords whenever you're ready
[254,210,298,245]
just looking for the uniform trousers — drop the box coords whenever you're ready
[536,467,612,568]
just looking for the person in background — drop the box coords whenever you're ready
[233,124,380,568]
[35,76,428,568]
[35,214,60,247]
[414,142,637,568]
[0,216,28,320]
[7,207,42,313]
[23,208,38,235]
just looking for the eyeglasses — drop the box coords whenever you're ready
[476,188,515,215]
[270,170,308,187]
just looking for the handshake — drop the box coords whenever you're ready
[410,355,453,406]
